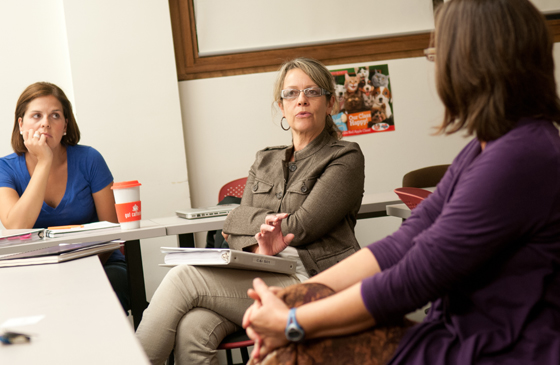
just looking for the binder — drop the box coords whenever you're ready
[0,240,122,268]
[160,247,297,275]
[0,228,45,243]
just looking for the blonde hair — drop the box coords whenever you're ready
[434,0,560,141]
[273,57,341,140]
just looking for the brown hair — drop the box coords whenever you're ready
[273,57,341,140]
[12,82,80,155]
[434,0,560,141]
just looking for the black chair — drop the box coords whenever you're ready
[402,164,450,188]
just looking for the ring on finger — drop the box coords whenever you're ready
[33,133,40,138]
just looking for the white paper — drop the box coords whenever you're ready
[0,315,45,329]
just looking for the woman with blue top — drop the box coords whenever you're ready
[0,82,129,312]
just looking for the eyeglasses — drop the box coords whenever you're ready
[424,47,436,62]
[281,87,331,100]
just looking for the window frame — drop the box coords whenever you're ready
[168,0,560,81]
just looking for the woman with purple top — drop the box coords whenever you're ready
[241,0,560,364]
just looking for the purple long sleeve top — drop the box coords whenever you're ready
[363,119,560,364]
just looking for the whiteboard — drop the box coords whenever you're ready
[194,0,560,57]
[194,0,435,56]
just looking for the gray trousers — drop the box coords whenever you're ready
[136,265,300,365]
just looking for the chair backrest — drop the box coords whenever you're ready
[218,177,248,202]
[402,164,450,188]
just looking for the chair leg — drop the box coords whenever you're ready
[240,347,250,364]
[169,346,249,365]
[225,348,234,365]
[124,239,148,330]
[167,350,174,365]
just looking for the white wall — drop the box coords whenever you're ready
[178,56,470,246]
[0,1,74,158]
[179,43,560,247]
[0,0,190,300]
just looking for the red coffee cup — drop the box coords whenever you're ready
[111,180,142,230]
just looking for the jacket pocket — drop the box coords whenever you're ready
[249,178,274,207]
[286,176,317,195]
[284,177,317,210]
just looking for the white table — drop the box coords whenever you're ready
[150,215,227,247]
[0,256,149,364]
[358,192,402,219]
[0,220,167,329]
[0,220,165,255]
[385,187,437,220]
[386,203,412,219]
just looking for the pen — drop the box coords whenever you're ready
[0,331,31,345]
[47,225,84,230]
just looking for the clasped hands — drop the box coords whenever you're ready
[243,278,290,363]
[241,213,296,362]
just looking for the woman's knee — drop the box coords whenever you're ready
[175,308,239,364]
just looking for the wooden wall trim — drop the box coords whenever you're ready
[169,1,560,81]
[550,19,560,42]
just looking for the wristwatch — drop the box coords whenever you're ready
[285,308,305,342]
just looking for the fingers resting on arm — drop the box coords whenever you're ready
[254,213,295,256]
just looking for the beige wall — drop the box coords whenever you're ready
[0,0,190,300]
[178,57,467,246]
[179,43,560,247]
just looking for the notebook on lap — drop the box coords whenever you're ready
[176,204,239,219]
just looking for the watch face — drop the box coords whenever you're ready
[287,325,304,342]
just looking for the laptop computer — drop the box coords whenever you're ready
[176,204,240,219]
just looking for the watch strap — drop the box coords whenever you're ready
[285,307,305,342]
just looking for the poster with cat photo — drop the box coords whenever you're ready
[331,64,395,137]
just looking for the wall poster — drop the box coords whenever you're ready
[331,64,395,137]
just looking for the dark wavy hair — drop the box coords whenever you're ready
[12,82,80,155]
[434,0,560,141]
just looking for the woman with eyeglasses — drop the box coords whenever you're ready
[136,57,365,364]
[242,1,560,364]
[0,82,129,313]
